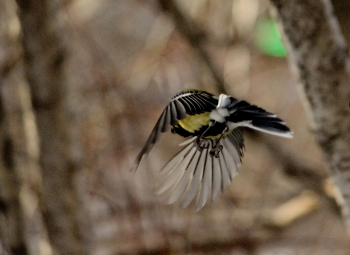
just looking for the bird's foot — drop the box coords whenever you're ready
[210,144,223,158]
[195,138,207,151]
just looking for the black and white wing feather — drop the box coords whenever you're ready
[132,90,218,172]
[220,95,293,138]
[157,128,244,211]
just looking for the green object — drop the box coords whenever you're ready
[255,19,287,57]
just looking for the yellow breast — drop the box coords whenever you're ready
[203,129,233,139]
[177,113,210,133]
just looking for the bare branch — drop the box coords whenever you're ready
[270,0,350,234]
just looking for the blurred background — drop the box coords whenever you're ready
[1,0,350,254]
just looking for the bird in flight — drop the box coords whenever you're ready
[132,89,293,210]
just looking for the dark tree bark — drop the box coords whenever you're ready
[14,0,93,254]
[270,0,350,234]
[0,1,46,254]
[0,2,27,252]
[0,115,28,255]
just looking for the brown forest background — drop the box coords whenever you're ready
[1,0,350,254]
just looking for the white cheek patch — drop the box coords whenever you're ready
[210,108,229,123]
[217,94,231,108]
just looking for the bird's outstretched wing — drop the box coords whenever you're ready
[157,127,244,211]
[132,90,218,172]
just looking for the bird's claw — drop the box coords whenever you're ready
[210,145,223,158]
[195,139,204,151]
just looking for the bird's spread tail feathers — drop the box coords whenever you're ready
[157,128,244,210]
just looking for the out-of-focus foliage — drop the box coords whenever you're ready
[255,18,287,57]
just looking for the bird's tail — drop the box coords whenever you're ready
[157,128,244,211]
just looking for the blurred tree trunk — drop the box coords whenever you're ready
[0,63,53,255]
[0,92,28,255]
[0,2,26,255]
[14,0,93,254]
[0,1,51,255]
[270,0,350,235]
